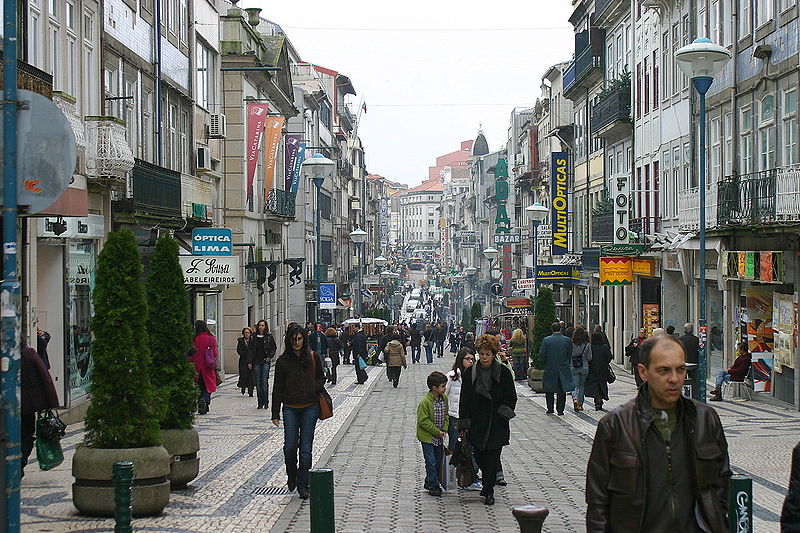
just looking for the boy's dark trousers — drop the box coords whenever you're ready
[474,448,502,496]
[421,442,443,490]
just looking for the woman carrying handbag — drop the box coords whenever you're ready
[20,340,60,476]
[584,330,613,411]
[570,326,592,412]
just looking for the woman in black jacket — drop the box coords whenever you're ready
[249,320,277,409]
[325,327,341,385]
[21,342,59,476]
[237,327,254,396]
[584,330,613,411]
[458,334,517,506]
[271,324,326,499]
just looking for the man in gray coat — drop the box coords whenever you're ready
[539,322,573,415]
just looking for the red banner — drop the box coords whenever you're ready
[246,102,269,203]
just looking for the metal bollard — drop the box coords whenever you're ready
[512,505,549,533]
[112,461,134,533]
[309,468,335,533]
[729,475,752,533]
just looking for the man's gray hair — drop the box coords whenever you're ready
[683,323,693,334]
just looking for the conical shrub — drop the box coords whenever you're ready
[84,229,160,448]
[530,287,556,370]
[146,234,196,430]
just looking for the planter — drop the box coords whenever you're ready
[161,428,200,488]
[72,445,170,517]
[527,367,544,393]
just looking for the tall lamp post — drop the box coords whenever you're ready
[350,228,368,318]
[302,153,335,323]
[675,37,731,402]
[482,246,499,316]
[525,201,549,305]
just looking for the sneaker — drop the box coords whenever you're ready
[428,486,442,497]
[463,481,483,491]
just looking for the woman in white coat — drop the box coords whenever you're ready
[445,347,481,491]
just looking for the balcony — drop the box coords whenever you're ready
[85,116,135,180]
[181,173,214,226]
[265,188,297,219]
[0,50,53,97]
[338,105,356,132]
[338,159,354,177]
[590,82,631,143]
[591,212,614,244]
[678,183,719,231]
[563,28,605,100]
[113,159,182,224]
[594,0,627,27]
[717,166,800,226]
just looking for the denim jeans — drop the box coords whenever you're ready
[411,345,421,363]
[283,403,320,492]
[421,442,443,490]
[424,342,434,363]
[435,341,444,357]
[715,370,731,389]
[571,366,588,404]
[253,361,271,406]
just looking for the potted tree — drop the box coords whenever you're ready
[528,287,556,393]
[72,229,170,517]
[146,234,200,488]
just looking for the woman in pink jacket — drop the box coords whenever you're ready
[191,320,218,414]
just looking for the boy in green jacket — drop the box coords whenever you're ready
[416,371,449,496]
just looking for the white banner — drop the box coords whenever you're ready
[179,256,240,285]
[516,278,536,290]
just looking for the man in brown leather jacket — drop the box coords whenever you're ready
[585,335,731,533]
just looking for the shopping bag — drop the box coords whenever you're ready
[357,356,367,370]
[36,411,65,471]
[438,445,448,490]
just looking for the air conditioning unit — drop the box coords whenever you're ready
[196,146,211,171]
[208,113,227,139]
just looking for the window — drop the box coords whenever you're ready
[761,95,775,123]
[179,111,188,173]
[169,104,178,169]
[195,41,214,110]
[710,0,721,43]
[724,112,733,176]
[124,78,136,152]
[142,91,153,160]
[672,147,681,217]
[672,23,682,94]
[29,10,42,69]
[49,24,59,88]
[82,8,97,116]
[755,0,773,28]
[784,89,798,166]
[643,56,649,115]
[636,62,642,116]
[759,127,776,170]
[662,32,670,99]
[710,117,721,183]
[722,0,733,47]
[66,37,76,97]
[607,42,614,80]
[739,0,751,36]
[652,50,658,110]
[49,0,57,18]
[66,2,75,29]
[741,108,753,173]
[319,193,332,220]
[684,143,692,187]
[84,10,93,40]
[179,0,188,43]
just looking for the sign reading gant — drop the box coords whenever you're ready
[551,152,569,255]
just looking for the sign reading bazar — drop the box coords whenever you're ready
[179,256,240,285]
[192,228,233,255]
[551,152,569,255]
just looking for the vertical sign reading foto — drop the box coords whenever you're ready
[613,173,630,244]
[551,152,569,255]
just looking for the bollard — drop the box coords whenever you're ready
[729,475,752,533]
[309,468,334,533]
[512,505,549,533]
[112,461,134,533]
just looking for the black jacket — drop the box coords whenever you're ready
[271,350,326,420]
[410,328,422,347]
[585,343,613,400]
[352,331,368,357]
[326,337,342,366]
[782,442,800,532]
[458,360,517,451]
[21,346,59,415]
[679,333,700,364]
[248,332,277,364]
[586,384,731,533]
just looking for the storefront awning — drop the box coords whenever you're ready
[675,236,725,252]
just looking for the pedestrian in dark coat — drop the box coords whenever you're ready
[627,328,647,387]
[340,327,352,365]
[325,328,341,385]
[539,322,573,415]
[237,327,254,396]
[585,331,613,411]
[351,325,368,384]
[249,320,277,409]
[21,343,59,475]
[678,323,700,364]
[36,328,51,369]
[410,323,422,364]
[783,441,800,532]
[458,334,517,506]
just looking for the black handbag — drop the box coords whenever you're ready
[607,365,617,384]
[36,409,66,441]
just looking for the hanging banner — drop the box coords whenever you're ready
[745,252,755,279]
[632,258,655,277]
[760,251,773,282]
[290,143,306,195]
[642,303,661,336]
[494,158,513,296]
[263,117,285,198]
[284,134,301,192]
[600,256,633,285]
[612,173,631,244]
[551,152,569,255]
[246,102,269,203]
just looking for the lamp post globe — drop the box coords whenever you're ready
[482,247,499,262]
[464,266,477,276]
[374,255,388,267]
[349,228,368,244]
[525,201,548,222]
[674,37,730,403]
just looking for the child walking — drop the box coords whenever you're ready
[416,371,449,496]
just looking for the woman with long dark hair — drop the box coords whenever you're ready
[271,324,326,499]
[191,320,218,414]
[585,330,613,411]
[237,327,254,396]
[570,326,591,412]
[249,319,277,409]
[445,348,481,491]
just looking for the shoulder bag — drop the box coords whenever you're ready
[607,365,617,384]
[36,409,66,470]
[311,353,333,420]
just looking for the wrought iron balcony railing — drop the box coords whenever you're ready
[591,84,631,133]
[265,188,297,218]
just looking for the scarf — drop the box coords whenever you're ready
[472,359,500,401]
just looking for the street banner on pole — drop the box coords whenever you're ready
[246,102,269,203]
[284,135,301,192]
[263,117,285,199]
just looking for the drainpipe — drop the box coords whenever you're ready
[155,0,164,166]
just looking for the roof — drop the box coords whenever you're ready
[472,132,489,156]
[406,179,443,194]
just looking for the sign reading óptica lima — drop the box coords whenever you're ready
[551,152,569,255]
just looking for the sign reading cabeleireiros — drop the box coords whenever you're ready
[551,152,569,255]
[179,256,240,285]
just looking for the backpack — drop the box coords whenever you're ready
[204,341,216,368]
[572,344,588,369]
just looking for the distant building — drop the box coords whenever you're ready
[399,178,444,253]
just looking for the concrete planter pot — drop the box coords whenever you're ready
[72,445,170,517]
[160,428,200,488]
[527,367,544,393]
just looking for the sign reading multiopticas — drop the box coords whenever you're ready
[192,228,233,255]
[535,265,582,284]
[179,256,240,284]
[551,152,569,255]
[612,173,630,244]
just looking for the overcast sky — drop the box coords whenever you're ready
[242,0,574,187]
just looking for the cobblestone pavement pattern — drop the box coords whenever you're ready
[21,357,797,532]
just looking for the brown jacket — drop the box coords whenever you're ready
[586,385,731,533]
[385,340,407,367]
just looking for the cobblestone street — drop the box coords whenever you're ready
[21,358,798,532]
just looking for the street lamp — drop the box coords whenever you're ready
[675,37,731,403]
[482,247,500,315]
[525,201,549,305]
[374,254,388,274]
[302,153,336,322]
[349,228,368,318]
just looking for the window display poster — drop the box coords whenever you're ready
[642,304,660,337]
[746,286,774,320]
[745,287,774,390]
[752,357,773,392]
[772,293,795,372]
